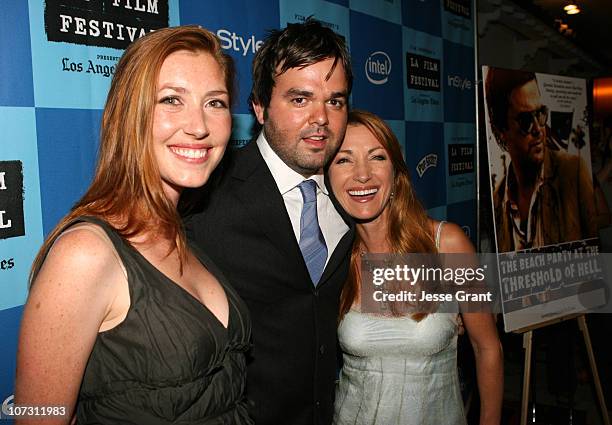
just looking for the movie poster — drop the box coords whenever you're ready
[482,66,604,331]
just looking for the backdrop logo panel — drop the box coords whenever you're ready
[442,0,473,46]
[0,162,25,240]
[416,153,438,177]
[350,11,403,120]
[366,51,391,85]
[29,0,180,109]
[406,53,441,92]
[444,122,475,204]
[349,0,402,25]
[405,121,446,208]
[44,0,170,49]
[401,0,441,36]
[0,107,43,312]
[179,0,279,115]
[280,0,350,46]
[0,0,34,107]
[403,28,443,122]
[35,108,102,236]
[443,40,475,123]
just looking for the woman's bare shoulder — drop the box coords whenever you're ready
[436,221,474,254]
[33,222,125,296]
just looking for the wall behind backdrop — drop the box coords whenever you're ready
[0,0,475,406]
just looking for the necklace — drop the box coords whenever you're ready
[359,245,393,272]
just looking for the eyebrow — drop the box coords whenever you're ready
[338,147,384,154]
[159,85,186,93]
[157,85,229,97]
[205,89,230,97]
[283,88,313,98]
[282,88,348,100]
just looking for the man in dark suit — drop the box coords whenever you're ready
[186,19,355,425]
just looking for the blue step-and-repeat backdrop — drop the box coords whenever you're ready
[0,0,475,407]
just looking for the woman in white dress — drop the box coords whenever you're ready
[329,110,503,424]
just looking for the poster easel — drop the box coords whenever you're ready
[479,65,609,424]
[515,313,610,425]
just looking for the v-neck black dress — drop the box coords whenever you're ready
[42,217,252,424]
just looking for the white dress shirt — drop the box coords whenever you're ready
[256,132,349,266]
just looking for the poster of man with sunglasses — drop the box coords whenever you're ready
[483,67,598,254]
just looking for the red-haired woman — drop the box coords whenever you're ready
[15,26,251,424]
[329,110,503,424]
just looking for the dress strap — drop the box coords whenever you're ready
[435,221,446,250]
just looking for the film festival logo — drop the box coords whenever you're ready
[45,0,169,49]
[448,144,474,176]
[0,161,25,240]
[406,53,440,92]
[444,0,471,18]
[365,51,392,85]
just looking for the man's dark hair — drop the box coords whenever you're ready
[250,18,353,109]
[485,68,536,148]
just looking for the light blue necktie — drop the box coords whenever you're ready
[298,180,328,285]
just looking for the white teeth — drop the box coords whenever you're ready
[348,188,378,196]
[308,136,324,140]
[170,147,207,159]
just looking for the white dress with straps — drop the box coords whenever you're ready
[333,221,466,425]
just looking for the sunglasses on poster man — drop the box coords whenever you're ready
[514,105,548,136]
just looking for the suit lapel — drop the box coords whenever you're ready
[230,143,309,279]
[230,143,355,288]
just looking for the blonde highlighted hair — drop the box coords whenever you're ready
[337,110,437,321]
[31,25,235,281]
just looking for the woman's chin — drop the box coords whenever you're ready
[351,210,385,224]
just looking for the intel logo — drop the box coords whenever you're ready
[365,51,391,85]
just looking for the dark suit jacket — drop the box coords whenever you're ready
[185,141,355,425]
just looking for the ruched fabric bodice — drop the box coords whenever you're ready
[334,310,465,425]
[42,217,253,425]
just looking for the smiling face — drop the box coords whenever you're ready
[501,79,546,167]
[152,50,231,205]
[328,124,395,225]
[252,58,349,177]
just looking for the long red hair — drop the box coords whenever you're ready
[337,110,437,321]
[30,26,235,282]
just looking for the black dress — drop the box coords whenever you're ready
[40,216,252,424]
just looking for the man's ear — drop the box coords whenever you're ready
[252,101,265,125]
